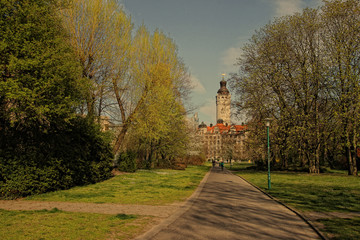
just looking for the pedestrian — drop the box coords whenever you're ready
[220,160,224,171]
[212,159,215,168]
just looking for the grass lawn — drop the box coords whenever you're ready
[3,165,209,239]
[230,162,360,239]
[234,169,360,212]
[27,165,210,205]
[318,217,360,240]
[0,208,153,240]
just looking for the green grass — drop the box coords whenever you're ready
[27,165,210,205]
[0,208,153,240]
[234,170,360,212]
[225,161,255,171]
[231,164,360,240]
[319,217,360,240]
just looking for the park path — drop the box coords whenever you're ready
[0,200,181,218]
[138,166,321,240]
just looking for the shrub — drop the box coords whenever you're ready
[184,154,206,166]
[116,151,137,172]
[0,117,114,199]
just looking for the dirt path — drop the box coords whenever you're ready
[304,211,360,220]
[0,200,183,218]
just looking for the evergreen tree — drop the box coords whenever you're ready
[0,0,113,199]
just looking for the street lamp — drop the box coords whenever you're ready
[264,118,272,190]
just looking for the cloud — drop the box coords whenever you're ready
[220,47,240,72]
[219,36,250,74]
[199,98,216,123]
[220,46,243,75]
[191,75,206,94]
[273,0,303,17]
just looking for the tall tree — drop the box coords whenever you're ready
[0,0,113,199]
[60,1,191,155]
[112,26,191,154]
[0,0,83,132]
[59,0,133,120]
[231,0,360,175]
[321,0,360,175]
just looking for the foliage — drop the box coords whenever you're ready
[59,0,133,119]
[116,151,137,173]
[0,209,152,240]
[0,117,114,199]
[0,0,84,129]
[230,0,360,175]
[184,154,206,166]
[0,0,113,199]
[27,165,210,205]
[60,0,192,158]
[123,27,190,168]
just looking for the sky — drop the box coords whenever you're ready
[121,0,322,125]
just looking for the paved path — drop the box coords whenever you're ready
[140,167,320,240]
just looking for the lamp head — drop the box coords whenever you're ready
[264,118,272,127]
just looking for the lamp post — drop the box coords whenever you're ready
[265,118,272,190]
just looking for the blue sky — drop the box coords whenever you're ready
[121,0,322,125]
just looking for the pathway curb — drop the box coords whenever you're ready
[232,171,328,240]
[134,168,212,240]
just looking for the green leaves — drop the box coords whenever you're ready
[0,0,113,199]
[232,0,360,174]
[0,0,84,129]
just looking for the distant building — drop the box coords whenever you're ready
[197,77,248,161]
[216,78,231,126]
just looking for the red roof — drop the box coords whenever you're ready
[206,123,247,134]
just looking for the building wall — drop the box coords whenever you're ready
[196,78,248,161]
[216,93,231,125]
[197,124,248,161]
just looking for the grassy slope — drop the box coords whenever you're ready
[3,165,209,239]
[0,208,153,240]
[27,165,210,205]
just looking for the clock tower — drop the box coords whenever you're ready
[216,76,231,125]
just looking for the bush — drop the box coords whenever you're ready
[0,117,114,199]
[116,151,137,172]
[184,154,206,166]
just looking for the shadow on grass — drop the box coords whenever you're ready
[231,167,360,213]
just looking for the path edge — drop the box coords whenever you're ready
[134,168,212,240]
[232,171,328,240]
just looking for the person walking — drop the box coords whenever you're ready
[220,160,224,171]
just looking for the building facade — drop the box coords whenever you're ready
[197,77,247,161]
[216,79,231,126]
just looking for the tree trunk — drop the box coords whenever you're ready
[347,146,358,176]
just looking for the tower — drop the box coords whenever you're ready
[216,75,231,125]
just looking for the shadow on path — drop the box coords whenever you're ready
[145,167,320,240]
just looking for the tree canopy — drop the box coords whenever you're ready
[0,0,113,199]
[230,0,360,175]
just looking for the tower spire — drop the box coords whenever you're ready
[217,74,229,95]
[216,74,231,126]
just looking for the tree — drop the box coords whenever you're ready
[60,1,191,156]
[230,0,360,175]
[112,26,191,155]
[123,28,190,168]
[0,0,113,199]
[59,0,133,120]
[0,0,84,130]
[321,0,360,175]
